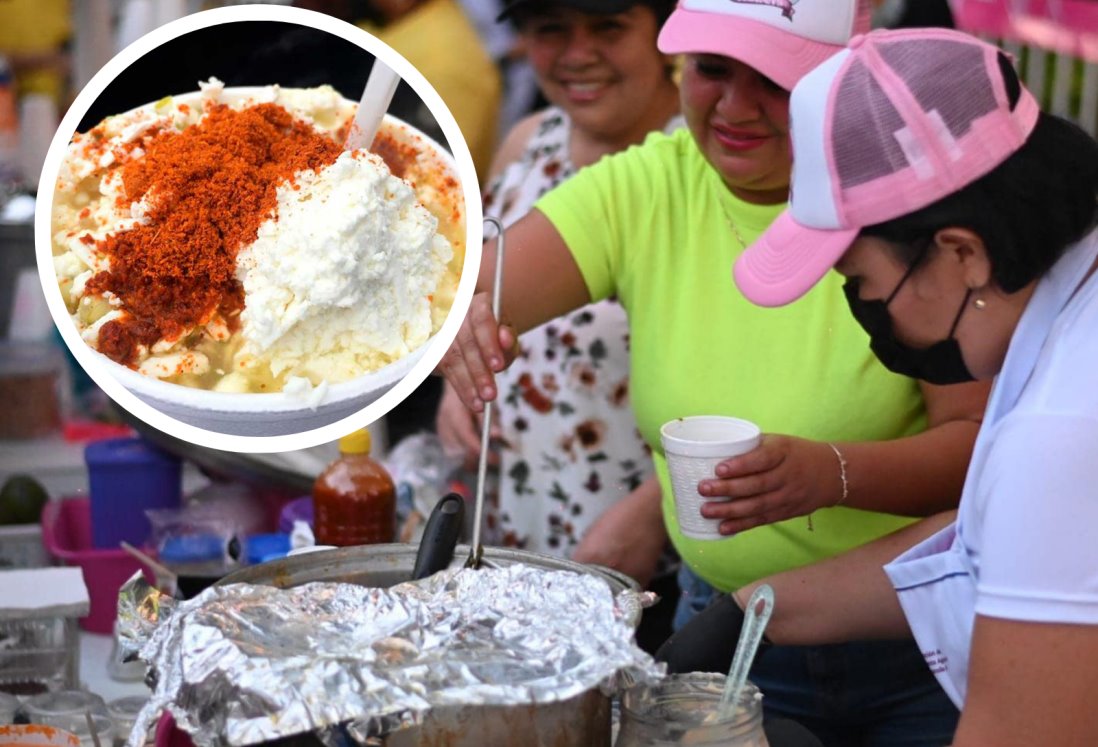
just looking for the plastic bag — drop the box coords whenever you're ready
[380,432,463,543]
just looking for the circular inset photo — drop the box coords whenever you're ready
[36,6,481,451]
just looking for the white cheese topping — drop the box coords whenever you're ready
[235,150,453,382]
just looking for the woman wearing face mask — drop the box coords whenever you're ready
[435,0,680,587]
[439,2,989,743]
[677,27,1098,747]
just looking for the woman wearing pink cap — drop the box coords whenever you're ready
[440,2,986,743]
[676,28,1098,746]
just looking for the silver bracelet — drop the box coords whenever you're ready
[828,443,849,506]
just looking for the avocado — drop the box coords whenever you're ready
[0,474,49,525]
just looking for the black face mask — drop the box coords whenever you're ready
[842,259,976,385]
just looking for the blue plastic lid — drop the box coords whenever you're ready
[160,534,225,564]
[85,437,181,468]
[245,533,291,565]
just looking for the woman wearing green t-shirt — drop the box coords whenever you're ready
[440,1,989,744]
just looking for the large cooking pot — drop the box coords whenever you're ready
[216,543,640,747]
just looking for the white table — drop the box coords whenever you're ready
[79,631,151,703]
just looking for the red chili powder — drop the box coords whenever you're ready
[85,103,342,367]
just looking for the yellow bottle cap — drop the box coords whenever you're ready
[338,429,371,455]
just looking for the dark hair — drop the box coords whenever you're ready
[511,0,676,29]
[861,56,1098,293]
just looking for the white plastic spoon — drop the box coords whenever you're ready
[345,58,400,152]
[718,584,775,719]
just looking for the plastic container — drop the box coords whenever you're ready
[84,437,182,549]
[158,534,224,570]
[107,696,147,745]
[0,724,81,747]
[0,691,19,724]
[23,690,112,743]
[40,498,157,634]
[243,533,290,565]
[23,690,108,722]
[37,713,114,747]
[617,674,767,747]
[157,533,228,600]
[312,430,396,547]
[276,496,313,534]
[0,523,49,569]
[0,567,87,695]
[0,617,76,695]
[0,341,64,439]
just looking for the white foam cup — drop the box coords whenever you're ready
[660,416,762,540]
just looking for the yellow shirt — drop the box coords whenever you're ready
[0,0,71,102]
[360,0,500,177]
[538,129,927,591]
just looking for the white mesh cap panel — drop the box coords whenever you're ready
[788,48,851,229]
[831,60,910,190]
[877,39,1000,140]
[679,0,859,44]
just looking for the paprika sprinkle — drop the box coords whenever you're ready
[84,103,342,367]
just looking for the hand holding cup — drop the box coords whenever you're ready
[661,416,762,540]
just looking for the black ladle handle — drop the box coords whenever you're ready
[411,493,466,580]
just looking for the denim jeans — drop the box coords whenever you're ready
[672,565,959,747]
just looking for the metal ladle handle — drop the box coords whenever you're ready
[466,217,505,568]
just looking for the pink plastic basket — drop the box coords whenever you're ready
[41,498,156,634]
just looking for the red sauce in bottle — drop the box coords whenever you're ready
[313,430,395,546]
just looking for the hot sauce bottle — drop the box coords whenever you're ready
[312,429,396,546]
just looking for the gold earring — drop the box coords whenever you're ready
[974,298,987,310]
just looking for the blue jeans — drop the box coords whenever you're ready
[673,566,959,747]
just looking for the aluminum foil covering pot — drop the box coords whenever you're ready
[118,558,663,747]
[217,544,644,627]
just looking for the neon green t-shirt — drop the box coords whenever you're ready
[536,128,927,591]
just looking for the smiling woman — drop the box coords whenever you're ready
[680,54,791,204]
[512,1,678,164]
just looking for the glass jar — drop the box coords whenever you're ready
[616,673,768,747]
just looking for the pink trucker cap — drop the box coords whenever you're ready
[734,28,1041,307]
[658,0,873,91]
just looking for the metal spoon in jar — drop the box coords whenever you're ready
[465,217,505,569]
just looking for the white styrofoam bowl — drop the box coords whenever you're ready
[49,87,472,439]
